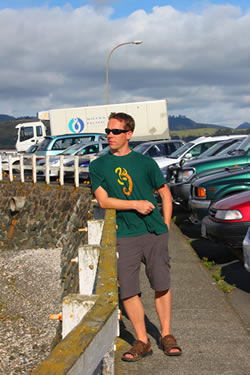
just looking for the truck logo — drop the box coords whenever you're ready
[68,117,84,133]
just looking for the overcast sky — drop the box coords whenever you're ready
[0,1,249,127]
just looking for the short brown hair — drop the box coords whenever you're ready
[109,112,135,132]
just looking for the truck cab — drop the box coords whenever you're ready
[15,121,47,152]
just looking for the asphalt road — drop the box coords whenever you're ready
[173,204,250,334]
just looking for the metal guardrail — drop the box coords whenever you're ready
[0,153,95,187]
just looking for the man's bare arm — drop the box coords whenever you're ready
[94,186,155,215]
[158,184,173,230]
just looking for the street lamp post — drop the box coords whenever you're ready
[105,40,143,104]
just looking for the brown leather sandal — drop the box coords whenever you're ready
[160,334,182,356]
[121,339,153,362]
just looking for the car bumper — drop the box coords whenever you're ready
[202,216,250,249]
[190,198,211,221]
[243,228,250,272]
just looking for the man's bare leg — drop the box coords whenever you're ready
[122,295,148,359]
[155,289,180,354]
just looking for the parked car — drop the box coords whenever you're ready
[190,165,250,223]
[132,140,184,158]
[193,137,245,160]
[169,135,250,208]
[63,140,141,181]
[35,133,106,156]
[1,144,39,172]
[64,139,182,182]
[243,227,250,272]
[154,135,245,171]
[201,191,250,248]
[36,141,109,177]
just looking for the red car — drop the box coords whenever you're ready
[201,191,250,248]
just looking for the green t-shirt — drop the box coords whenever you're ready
[89,150,168,238]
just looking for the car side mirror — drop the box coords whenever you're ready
[184,153,192,159]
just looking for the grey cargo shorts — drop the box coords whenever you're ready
[116,232,170,300]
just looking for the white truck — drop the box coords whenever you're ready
[15,99,169,152]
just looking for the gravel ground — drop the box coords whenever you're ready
[0,248,62,374]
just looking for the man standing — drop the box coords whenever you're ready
[89,112,182,362]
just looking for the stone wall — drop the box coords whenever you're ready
[0,181,93,251]
[0,181,96,299]
[0,181,96,354]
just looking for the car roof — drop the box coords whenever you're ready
[134,139,183,145]
[189,135,245,144]
[44,133,106,140]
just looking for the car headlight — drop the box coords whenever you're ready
[177,169,194,182]
[50,160,59,166]
[215,209,243,220]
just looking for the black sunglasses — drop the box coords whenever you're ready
[105,128,129,135]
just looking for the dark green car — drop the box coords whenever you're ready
[169,135,250,208]
[190,165,250,222]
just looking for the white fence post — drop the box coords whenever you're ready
[74,155,79,188]
[0,155,2,181]
[62,294,97,339]
[32,154,37,183]
[20,154,24,182]
[59,155,64,185]
[78,245,100,295]
[45,155,50,184]
[88,220,105,245]
[8,155,13,182]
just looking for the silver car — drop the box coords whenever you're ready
[133,140,184,158]
[36,141,108,177]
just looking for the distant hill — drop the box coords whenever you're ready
[0,114,36,122]
[236,122,250,129]
[168,115,227,131]
[0,114,16,121]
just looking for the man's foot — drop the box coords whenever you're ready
[159,334,182,356]
[121,339,153,362]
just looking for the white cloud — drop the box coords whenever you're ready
[0,4,249,126]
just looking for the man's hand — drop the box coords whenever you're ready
[94,186,155,214]
[134,200,155,215]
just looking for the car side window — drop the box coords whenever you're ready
[189,144,203,157]
[78,144,99,155]
[52,138,73,150]
[189,142,215,157]
[147,145,163,157]
[168,143,178,154]
[175,142,183,149]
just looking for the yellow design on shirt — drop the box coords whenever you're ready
[115,167,133,196]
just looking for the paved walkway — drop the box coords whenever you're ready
[115,222,250,375]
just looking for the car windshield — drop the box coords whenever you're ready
[167,142,194,158]
[61,143,87,155]
[25,144,39,153]
[217,140,243,155]
[196,139,240,159]
[236,136,250,151]
[196,142,224,159]
[133,143,150,153]
[36,137,52,151]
